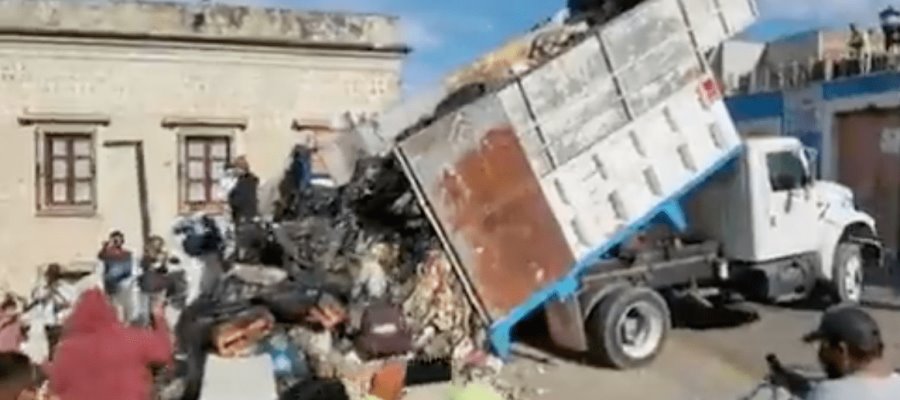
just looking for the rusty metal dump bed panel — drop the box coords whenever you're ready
[397,95,577,320]
[396,0,758,355]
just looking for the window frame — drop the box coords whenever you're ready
[766,150,809,192]
[176,127,234,215]
[292,119,336,178]
[34,124,98,217]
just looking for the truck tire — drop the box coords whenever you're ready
[831,243,865,304]
[586,287,671,369]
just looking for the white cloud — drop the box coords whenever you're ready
[758,0,890,26]
[400,17,444,50]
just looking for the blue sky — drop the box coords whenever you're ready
[222,0,895,94]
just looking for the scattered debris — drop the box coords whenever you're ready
[0,129,517,399]
[404,251,480,360]
[119,143,497,400]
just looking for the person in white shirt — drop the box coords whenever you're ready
[848,24,872,74]
[27,263,76,358]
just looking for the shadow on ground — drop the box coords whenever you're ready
[508,297,762,366]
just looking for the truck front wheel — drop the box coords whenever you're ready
[831,243,865,304]
[586,287,671,369]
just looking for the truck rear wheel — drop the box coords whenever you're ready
[832,243,865,303]
[586,287,670,369]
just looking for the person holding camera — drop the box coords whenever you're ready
[769,306,900,399]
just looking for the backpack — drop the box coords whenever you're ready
[354,303,412,360]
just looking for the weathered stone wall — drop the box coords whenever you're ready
[0,31,403,293]
[0,0,404,49]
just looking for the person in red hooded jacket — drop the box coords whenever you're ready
[46,288,172,400]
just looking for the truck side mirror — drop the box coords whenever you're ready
[800,171,813,187]
[801,147,818,183]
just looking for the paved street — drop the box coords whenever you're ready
[407,283,900,400]
[505,302,900,400]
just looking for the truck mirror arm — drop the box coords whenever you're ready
[785,189,794,212]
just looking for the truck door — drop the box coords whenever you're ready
[760,149,819,259]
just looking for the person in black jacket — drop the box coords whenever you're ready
[228,156,264,263]
[228,156,259,224]
[881,6,900,53]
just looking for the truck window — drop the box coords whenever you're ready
[766,151,807,192]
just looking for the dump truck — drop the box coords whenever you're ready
[370,0,884,369]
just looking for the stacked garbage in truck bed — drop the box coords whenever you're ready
[365,0,761,356]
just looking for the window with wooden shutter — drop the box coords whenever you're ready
[180,135,231,213]
[34,127,97,216]
[45,133,95,206]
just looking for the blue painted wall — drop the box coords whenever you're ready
[726,71,900,172]
[728,71,900,119]
[822,73,900,100]
[725,91,784,122]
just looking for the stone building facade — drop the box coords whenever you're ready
[0,0,406,292]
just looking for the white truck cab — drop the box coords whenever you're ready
[688,136,882,303]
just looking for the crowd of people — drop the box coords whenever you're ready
[0,227,179,400]
[846,6,900,74]
[0,155,265,400]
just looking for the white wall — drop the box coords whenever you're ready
[717,40,766,89]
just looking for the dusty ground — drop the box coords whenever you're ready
[407,281,900,400]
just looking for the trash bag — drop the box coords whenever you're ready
[251,282,323,324]
[566,0,642,24]
[354,302,412,360]
[176,215,225,257]
[279,378,350,400]
[404,358,452,386]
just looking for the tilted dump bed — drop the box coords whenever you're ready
[394,0,759,356]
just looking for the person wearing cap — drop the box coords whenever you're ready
[799,305,900,399]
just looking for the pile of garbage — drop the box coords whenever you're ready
[433,0,644,128]
[159,148,502,400]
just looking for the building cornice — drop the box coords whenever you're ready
[0,28,410,55]
[0,0,410,54]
